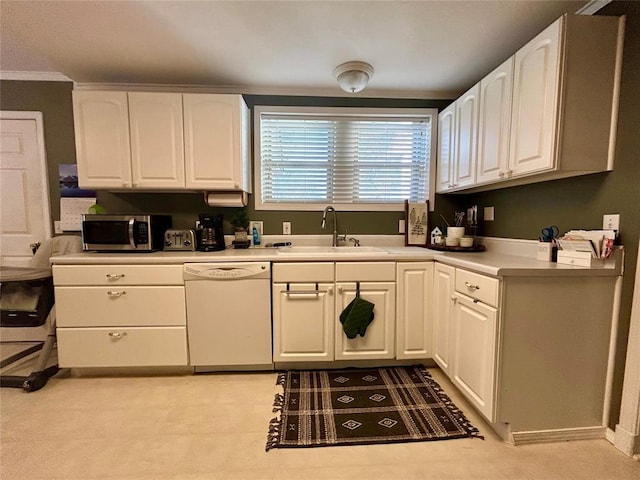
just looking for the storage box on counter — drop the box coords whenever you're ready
[556,250,605,267]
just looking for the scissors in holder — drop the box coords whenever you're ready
[540,226,559,242]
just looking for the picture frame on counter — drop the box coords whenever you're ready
[405,200,428,247]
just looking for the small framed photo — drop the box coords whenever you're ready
[405,200,429,247]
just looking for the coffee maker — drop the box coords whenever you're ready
[197,213,225,252]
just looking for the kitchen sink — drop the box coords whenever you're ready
[276,246,388,255]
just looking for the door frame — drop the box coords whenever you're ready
[0,110,52,241]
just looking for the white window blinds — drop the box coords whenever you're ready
[257,110,433,210]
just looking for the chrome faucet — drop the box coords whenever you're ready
[321,206,339,247]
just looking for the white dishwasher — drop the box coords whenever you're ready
[184,262,273,372]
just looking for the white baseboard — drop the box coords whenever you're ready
[614,424,640,456]
[511,426,607,445]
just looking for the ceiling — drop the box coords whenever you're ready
[1,0,593,98]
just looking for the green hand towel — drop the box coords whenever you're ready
[339,296,375,339]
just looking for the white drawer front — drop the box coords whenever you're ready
[57,326,188,367]
[455,269,500,308]
[53,265,184,286]
[336,262,396,282]
[55,286,186,327]
[272,262,334,282]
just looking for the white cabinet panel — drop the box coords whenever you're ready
[53,264,184,286]
[396,262,433,359]
[273,283,334,362]
[335,282,395,360]
[128,92,185,188]
[433,263,455,375]
[436,103,456,192]
[454,83,480,188]
[72,91,132,189]
[57,326,188,368]
[477,57,514,184]
[452,292,498,422]
[509,18,561,176]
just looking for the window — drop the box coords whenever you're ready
[254,106,437,211]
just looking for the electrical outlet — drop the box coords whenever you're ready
[195,220,201,229]
[398,219,405,234]
[54,221,62,234]
[249,221,263,235]
[484,206,495,221]
[282,222,291,235]
[603,214,620,231]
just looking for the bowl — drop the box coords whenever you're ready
[459,237,474,248]
[447,227,465,239]
[445,237,460,247]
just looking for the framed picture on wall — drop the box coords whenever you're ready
[405,200,429,246]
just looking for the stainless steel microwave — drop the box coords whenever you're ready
[81,214,172,252]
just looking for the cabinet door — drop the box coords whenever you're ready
[72,91,132,189]
[396,262,433,359]
[451,292,498,422]
[454,83,480,188]
[272,283,334,362]
[433,263,455,375]
[477,57,514,184]
[128,92,185,188]
[184,94,248,190]
[335,282,395,360]
[509,17,562,177]
[436,103,456,192]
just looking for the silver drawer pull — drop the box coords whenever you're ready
[464,282,480,290]
[106,273,125,279]
[108,332,127,339]
[285,290,327,296]
[107,290,126,297]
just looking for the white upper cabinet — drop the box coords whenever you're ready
[477,57,514,184]
[128,92,185,189]
[183,94,250,191]
[73,91,250,192]
[437,13,623,193]
[73,91,132,189]
[509,18,561,177]
[436,103,456,192]
[453,83,480,189]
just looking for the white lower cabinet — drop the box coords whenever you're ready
[53,264,188,368]
[433,263,455,374]
[272,262,397,362]
[396,262,434,359]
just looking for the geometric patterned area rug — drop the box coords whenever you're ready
[266,365,483,451]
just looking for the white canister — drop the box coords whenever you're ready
[459,237,474,248]
[447,226,465,239]
[445,237,460,247]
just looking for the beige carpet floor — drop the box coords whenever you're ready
[1,358,639,480]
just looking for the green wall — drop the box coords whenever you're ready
[1,1,637,428]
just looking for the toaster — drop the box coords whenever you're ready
[163,229,197,251]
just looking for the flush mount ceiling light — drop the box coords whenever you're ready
[333,61,374,94]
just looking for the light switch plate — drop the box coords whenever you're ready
[282,222,291,235]
[603,214,620,231]
[398,219,405,234]
[484,206,495,221]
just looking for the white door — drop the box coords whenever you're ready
[335,282,395,360]
[433,263,455,375]
[509,17,562,176]
[128,92,185,189]
[0,112,51,266]
[451,292,498,422]
[184,94,243,190]
[454,83,480,189]
[436,103,456,192]
[272,283,334,362]
[477,57,514,184]
[396,262,433,359]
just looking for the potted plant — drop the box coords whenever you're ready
[230,207,250,241]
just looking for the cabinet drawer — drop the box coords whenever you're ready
[55,286,186,327]
[272,262,334,282]
[336,262,396,282]
[56,326,188,368]
[53,265,184,286]
[455,269,500,308]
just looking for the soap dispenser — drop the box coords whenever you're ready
[252,226,261,246]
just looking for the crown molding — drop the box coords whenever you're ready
[576,0,612,15]
[72,82,460,100]
[0,70,73,82]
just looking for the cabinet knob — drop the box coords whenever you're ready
[107,290,126,297]
[122,182,130,188]
[450,295,457,303]
[499,171,505,178]
[108,331,127,339]
[328,286,334,295]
